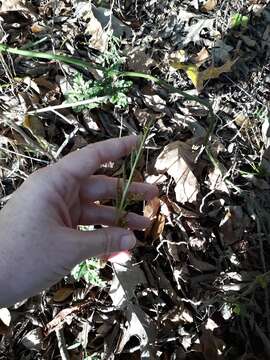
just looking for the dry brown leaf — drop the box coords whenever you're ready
[45,300,91,335]
[197,59,237,91]
[144,197,160,219]
[0,308,11,328]
[171,55,237,92]
[201,328,225,360]
[193,47,210,66]
[183,18,214,45]
[219,206,247,245]
[144,198,165,240]
[31,23,46,33]
[143,94,167,112]
[151,213,166,241]
[53,287,74,303]
[85,11,108,52]
[233,112,251,129]
[201,0,218,12]
[110,259,157,357]
[193,328,225,360]
[1,0,26,11]
[208,166,229,193]
[126,46,155,73]
[155,141,200,203]
[92,6,132,38]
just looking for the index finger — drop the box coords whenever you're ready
[56,135,138,180]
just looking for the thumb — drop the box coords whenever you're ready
[64,227,137,260]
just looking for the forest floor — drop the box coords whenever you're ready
[0,0,270,359]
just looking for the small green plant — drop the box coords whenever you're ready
[65,72,132,112]
[231,13,249,29]
[101,35,125,66]
[232,302,247,317]
[65,35,131,112]
[71,258,105,287]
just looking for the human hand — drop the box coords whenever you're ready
[0,135,158,306]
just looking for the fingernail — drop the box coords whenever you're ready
[120,233,137,251]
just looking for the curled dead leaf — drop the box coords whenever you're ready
[155,140,200,203]
[144,197,160,219]
[151,213,165,241]
[144,197,165,240]
[53,287,74,303]
[110,259,157,357]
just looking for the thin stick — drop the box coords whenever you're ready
[27,96,110,114]
[0,146,49,163]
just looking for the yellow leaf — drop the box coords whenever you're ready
[171,51,237,92]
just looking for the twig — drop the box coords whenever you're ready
[55,328,70,360]
[27,96,110,114]
[51,109,78,126]
[0,146,49,164]
[55,126,79,159]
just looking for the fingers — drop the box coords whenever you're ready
[79,203,151,229]
[56,135,138,180]
[62,227,137,259]
[80,175,159,202]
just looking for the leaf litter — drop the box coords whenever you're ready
[0,0,270,359]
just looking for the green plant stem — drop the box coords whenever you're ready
[118,125,151,213]
[119,71,212,110]
[0,44,104,71]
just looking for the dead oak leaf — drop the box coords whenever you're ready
[171,57,237,92]
[110,259,157,357]
[155,141,200,204]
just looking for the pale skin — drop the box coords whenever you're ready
[0,135,158,306]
